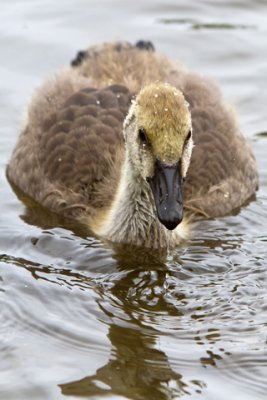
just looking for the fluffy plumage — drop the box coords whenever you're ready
[7,41,258,247]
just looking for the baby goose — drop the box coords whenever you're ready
[7,41,258,248]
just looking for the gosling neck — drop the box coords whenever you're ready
[99,152,171,247]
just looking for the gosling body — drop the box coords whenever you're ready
[7,41,258,247]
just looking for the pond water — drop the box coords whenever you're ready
[0,0,267,399]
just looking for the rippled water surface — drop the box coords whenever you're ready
[1,1,267,399]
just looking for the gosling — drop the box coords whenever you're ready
[6,41,258,248]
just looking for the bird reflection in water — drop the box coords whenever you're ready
[60,325,187,399]
[60,245,203,399]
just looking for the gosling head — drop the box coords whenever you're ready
[123,82,193,230]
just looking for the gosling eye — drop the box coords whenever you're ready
[186,129,192,142]
[138,128,149,146]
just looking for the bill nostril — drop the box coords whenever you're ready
[159,185,163,203]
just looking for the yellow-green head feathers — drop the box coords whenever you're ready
[123,82,193,181]
[135,82,191,164]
